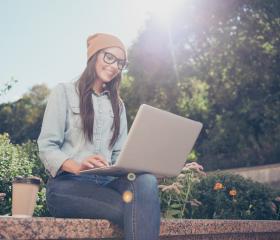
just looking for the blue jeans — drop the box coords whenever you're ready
[46,172,160,240]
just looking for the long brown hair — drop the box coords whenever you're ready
[75,50,123,149]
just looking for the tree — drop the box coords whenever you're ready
[0,84,50,144]
[0,77,18,97]
[123,0,280,170]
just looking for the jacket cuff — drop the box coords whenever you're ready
[39,151,70,178]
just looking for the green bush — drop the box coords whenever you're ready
[159,166,280,220]
[192,171,280,220]
[0,133,50,216]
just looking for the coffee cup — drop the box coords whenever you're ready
[12,176,41,218]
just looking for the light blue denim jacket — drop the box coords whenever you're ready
[37,82,127,178]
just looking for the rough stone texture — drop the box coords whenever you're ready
[0,217,279,239]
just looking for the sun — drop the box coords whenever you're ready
[136,0,186,25]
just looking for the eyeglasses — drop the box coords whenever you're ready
[102,51,127,70]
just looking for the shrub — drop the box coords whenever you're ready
[0,133,49,216]
[192,171,280,220]
[158,165,280,220]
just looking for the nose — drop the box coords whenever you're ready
[109,61,119,71]
[113,61,119,69]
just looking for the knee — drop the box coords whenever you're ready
[134,173,158,191]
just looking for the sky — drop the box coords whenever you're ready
[0,0,155,103]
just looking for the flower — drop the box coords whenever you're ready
[183,162,202,171]
[213,182,223,190]
[270,202,277,214]
[158,182,183,194]
[274,196,280,202]
[229,189,237,197]
[182,162,206,176]
[188,199,202,207]
[0,192,6,201]
[177,173,186,180]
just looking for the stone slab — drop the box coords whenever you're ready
[0,217,279,239]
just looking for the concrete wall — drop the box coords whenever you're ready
[219,163,280,188]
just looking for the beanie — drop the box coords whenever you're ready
[87,33,127,62]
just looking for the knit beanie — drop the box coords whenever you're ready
[87,33,127,62]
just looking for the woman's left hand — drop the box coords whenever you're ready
[92,154,110,167]
[79,154,110,171]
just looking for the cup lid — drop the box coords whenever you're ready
[13,176,41,185]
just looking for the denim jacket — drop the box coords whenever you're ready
[37,82,128,178]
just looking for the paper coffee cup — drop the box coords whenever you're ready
[12,176,41,217]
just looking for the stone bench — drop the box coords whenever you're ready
[0,217,279,239]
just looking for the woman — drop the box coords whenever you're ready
[37,33,160,240]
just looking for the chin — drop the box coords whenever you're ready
[102,74,116,83]
[102,77,114,83]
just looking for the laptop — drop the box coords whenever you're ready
[80,104,203,178]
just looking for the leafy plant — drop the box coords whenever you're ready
[0,133,49,216]
[158,165,280,220]
[192,171,280,220]
[0,77,18,97]
[158,162,205,218]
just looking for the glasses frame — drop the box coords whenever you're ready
[102,51,127,71]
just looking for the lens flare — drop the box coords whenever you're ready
[122,190,133,203]
[131,0,185,25]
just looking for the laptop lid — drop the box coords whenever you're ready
[112,104,203,177]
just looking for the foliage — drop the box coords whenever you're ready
[0,133,49,216]
[158,162,205,218]
[159,167,280,220]
[192,171,280,220]
[0,77,18,97]
[125,0,280,170]
[0,84,50,144]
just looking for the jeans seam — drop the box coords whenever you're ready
[130,181,136,240]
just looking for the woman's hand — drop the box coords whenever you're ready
[61,155,109,175]
[79,155,110,171]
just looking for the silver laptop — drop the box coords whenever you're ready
[80,104,203,177]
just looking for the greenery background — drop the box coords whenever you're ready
[1,0,280,218]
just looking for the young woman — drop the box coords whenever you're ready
[37,33,160,240]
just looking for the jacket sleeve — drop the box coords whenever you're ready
[111,102,128,164]
[37,83,70,177]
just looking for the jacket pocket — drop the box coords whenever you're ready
[69,105,82,129]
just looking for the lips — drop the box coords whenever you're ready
[106,70,115,75]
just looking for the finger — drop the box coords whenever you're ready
[91,155,109,167]
[82,161,94,169]
[97,158,109,167]
[88,158,106,168]
[94,155,109,166]
[93,155,106,161]
[94,161,106,168]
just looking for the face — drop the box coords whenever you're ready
[95,47,126,83]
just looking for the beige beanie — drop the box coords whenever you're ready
[87,33,127,62]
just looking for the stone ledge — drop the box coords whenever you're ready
[0,217,279,239]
